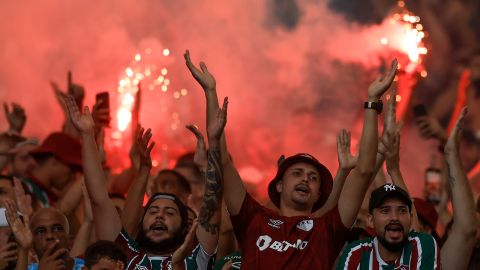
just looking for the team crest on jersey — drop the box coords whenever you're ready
[296,219,313,232]
[135,265,149,270]
[268,218,284,228]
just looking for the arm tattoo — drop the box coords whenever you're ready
[198,148,222,234]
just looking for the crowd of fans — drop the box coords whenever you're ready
[0,1,480,269]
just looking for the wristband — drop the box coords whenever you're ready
[364,100,383,114]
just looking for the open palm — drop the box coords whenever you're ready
[136,127,155,169]
[186,124,207,171]
[207,97,228,141]
[337,129,357,170]
[64,95,95,133]
[368,59,398,99]
[5,199,32,249]
[184,50,216,91]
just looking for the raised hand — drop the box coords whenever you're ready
[3,102,26,133]
[129,127,141,171]
[0,242,17,270]
[207,97,228,142]
[37,241,69,270]
[385,131,401,172]
[368,59,398,100]
[51,81,69,113]
[63,95,95,134]
[67,71,85,104]
[384,89,398,134]
[337,129,357,170]
[13,177,33,219]
[379,89,402,156]
[4,199,32,249]
[135,127,155,170]
[416,115,447,143]
[172,222,198,267]
[51,71,85,112]
[184,50,216,91]
[186,125,207,172]
[444,107,467,155]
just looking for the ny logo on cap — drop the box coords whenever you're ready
[384,184,396,191]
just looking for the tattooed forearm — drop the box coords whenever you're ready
[198,148,223,234]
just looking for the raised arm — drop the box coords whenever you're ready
[196,97,228,255]
[441,107,478,270]
[3,102,26,134]
[185,124,207,175]
[70,184,94,257]
[4,199,32,270]
[52,71,85,139]
[56,174,84,216]
[186,125,237,257]
[184,50,245,215]
[184,50,220,130]
[121,127,155,236]
[338,59,398,227]
[0,103,26,171]
[315,129,356,216]
[63,95,121,241]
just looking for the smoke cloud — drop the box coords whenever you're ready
[0,0,430,198]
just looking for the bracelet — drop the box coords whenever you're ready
[364,100,383,114]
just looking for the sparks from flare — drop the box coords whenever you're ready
[380,1,428,75]
[113,48,189,147]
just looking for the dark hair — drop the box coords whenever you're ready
[84,240,127,268]
[174,152,203,180]
[175,152,195,167]
[0,175,14,183]
[155,170,192,194]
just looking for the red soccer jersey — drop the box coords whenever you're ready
[230,193,349,269]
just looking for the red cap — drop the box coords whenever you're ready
[268,153,333,212]
[30,132,82,168]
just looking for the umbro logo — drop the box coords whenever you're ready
[268,219,284,229]
[296,219,313,232]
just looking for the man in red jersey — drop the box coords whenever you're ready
[184,49,398,269]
